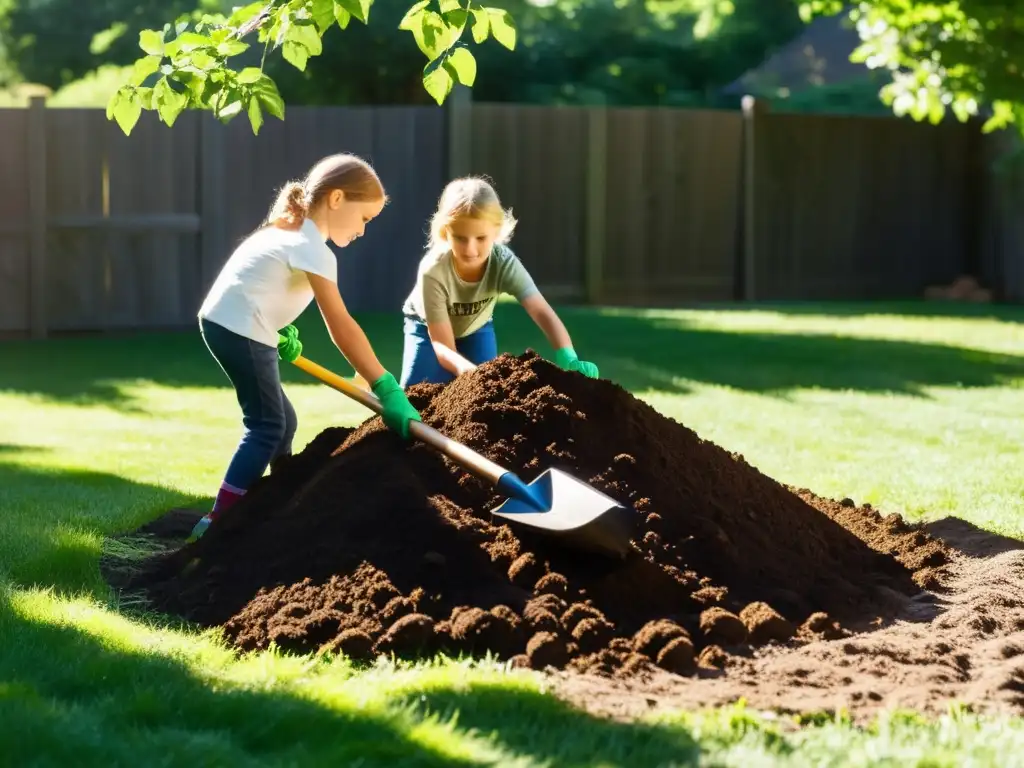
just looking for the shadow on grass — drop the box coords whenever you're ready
[2,303,1022,406]
[0,450,198,597]
[399,682,700,766]
[0,309,406,408]
[0,586,478,765]
[504,307,1024,397]
[0,585,704,766]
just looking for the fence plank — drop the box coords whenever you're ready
[753,112,974,299]
[45,108,106,331]
[28,97,47,337]
[0,109,30,333]
[469,104,588,299]
[367,106,447,314]
[980,132,1024,302]
[601,107,742,304]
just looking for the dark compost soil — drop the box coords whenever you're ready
[113,351,959,685]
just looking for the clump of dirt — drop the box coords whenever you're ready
[118,351,953,681]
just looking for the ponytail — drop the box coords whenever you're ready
[265,181,309,226]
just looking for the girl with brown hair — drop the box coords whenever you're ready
[191,153,421,541]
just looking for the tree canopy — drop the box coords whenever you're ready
[799,0,1024,134]
[98,0,1024,136]
[104,0,519,134]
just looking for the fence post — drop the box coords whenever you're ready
[584,106,607,305]
[199,114,227,294]
[447,85,472,178]
[27,95,47,339]
[740,95,765,302]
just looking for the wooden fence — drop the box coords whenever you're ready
[0,95,1021,337]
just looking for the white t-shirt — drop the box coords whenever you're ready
[198,218,338,347]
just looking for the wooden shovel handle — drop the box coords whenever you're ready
[289,355,509,486]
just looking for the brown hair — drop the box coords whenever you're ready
[264,153,387,226]
[427,176,516,256]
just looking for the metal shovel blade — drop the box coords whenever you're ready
[491,468,635,559]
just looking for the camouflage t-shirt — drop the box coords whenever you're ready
[402,244,539,338]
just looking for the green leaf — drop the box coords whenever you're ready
[237,67,264,84]
[411,11,451,60]
[112,89,143,134]
[926,90,944,125]
[135,86,154,110]
[311,0,336,32]
[183,72,209,101]
[470,8,489,43]
[849,42,871,64]
[219,99,244,122]
[253,74,286,119]
[423,61,454,105]
[213,86,244,122]
[286,22,323,56]
[90,22,127,55]
[485,8,515,49]
[172,32,213,51]
[106,87,125,120]
[399,0,430,28]
[444,9,468,28]
[130,55,162,86]
[447,46,476,86]
[282,41,309,70]
[216,38,249,57]
[982,101,1015,133]
[153,77,188,127]
[248,96,264,135]
[139,29,166,56]
[335,0,371,24]
[228,1,267,27]
[334,3,351,29]
[439,0,461,11]
[190,50,217,70]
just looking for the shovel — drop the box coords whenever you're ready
[285,351,635,559]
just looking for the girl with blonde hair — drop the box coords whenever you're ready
[399,176,598,386]
[191,153,421,541]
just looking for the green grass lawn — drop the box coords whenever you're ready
[2,301,1024,766]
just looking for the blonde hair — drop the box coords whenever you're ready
[427,176,517,256]
[265,153,387,226]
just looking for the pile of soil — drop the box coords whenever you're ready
[118,351,956,683]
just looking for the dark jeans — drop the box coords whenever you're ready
[399,317,497,387]
[200,317,297,492]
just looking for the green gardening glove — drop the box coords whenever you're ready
[554,347,599,379]
[371,372,422,440]
[277,325,303,362]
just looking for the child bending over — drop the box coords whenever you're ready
[399,176,598,387]
[191,153,421,541]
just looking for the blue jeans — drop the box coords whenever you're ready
[200,317,297,492]
[399,317,498,387]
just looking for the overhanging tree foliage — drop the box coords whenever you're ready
[799,0,1024,135]
[106,0,517,134]
[109,0,1023,137]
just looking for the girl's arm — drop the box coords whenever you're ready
[521,293,600,378]
[307,273,388,384]
[520,293,572,349]
[426,319,477,377]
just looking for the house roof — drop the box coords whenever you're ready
[722,14,868,97]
